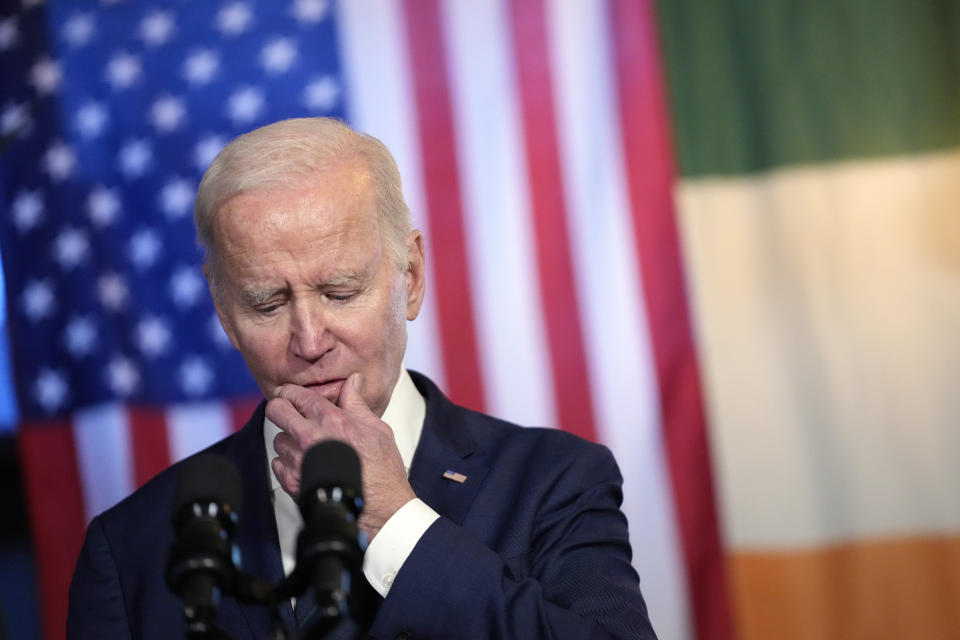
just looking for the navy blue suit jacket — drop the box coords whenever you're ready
[68,372,657,639]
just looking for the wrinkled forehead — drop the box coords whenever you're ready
[216,159,378,235]
[214,195,389,286]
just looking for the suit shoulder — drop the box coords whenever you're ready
[456,403,617,469]
[414,371,613,459]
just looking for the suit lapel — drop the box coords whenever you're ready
[407,373,490,526]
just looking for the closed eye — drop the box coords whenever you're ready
[255,302,283,315]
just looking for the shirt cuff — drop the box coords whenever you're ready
[362,498,440,597]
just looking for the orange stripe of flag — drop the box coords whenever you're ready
[730,535,960,640]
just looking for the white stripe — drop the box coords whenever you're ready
[165,402,231,462]
[546,2,691,637]
[73,403,134,521]
[678,150,960,546]
[337,0,445,386]
[442,0,556,427]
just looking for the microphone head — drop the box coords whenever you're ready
[166,454,242,613]
[173,453,243,517]
[298,440,362,518]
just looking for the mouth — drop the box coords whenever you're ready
[303,378,346,402]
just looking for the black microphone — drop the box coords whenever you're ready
[166,454,242,639]
[295,440,365,632]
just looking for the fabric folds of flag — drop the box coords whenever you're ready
[657,1,960,638]
[1,1,728,639]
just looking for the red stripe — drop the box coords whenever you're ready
[610,1,735,639]
[229,395,263,431]
[19,421,88,640]
[506,0,597,442]
[401,0,486,413]
[128,406,171,487]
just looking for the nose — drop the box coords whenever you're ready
[290,300,332,362]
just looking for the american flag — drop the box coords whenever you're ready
[0,2,731,639]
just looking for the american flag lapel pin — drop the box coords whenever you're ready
[442,469,468,484]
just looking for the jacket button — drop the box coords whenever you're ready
[394,633,414,640]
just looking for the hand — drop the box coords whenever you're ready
[265,373,416,540]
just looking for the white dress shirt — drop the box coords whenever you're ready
[263,368,440,598]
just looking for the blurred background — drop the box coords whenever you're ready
[1,1,958,639]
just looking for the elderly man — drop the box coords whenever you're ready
[68,118,657,640]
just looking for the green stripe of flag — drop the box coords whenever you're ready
[656,0,960,177]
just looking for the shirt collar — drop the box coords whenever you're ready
[263,367,427,491]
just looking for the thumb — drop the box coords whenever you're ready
[338,373,371,415]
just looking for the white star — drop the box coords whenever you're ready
[62,13,96,47]
[107,355,139,397]
[12,190,44,233]
[88,185,121,227]
[179,356,213,396]
[193,134,226,172]
[140,11,175,46]
[118,139,153,177]
[64,315,98,357]
[0,17,19,51]
[226,86,264,124]
[30,57,62,95]
[105,51,141,90]
[129,228,162,269]
[160,177,194,218]
[216,3,253,36]
[260,37,298,74]
[150,95,185,133]
[183,49,220,85]
[53,227,89,269]
[75,101,108,138]
[303,76,339,112]
[35,368,68,413]
[43,141,76,181]
[209,314,231,348]
[22,279,55,322]
[1,102,31,137]
[98,272,128,311]
[136,316,171,357]
[170,267,205,307]
[291,0,328,24]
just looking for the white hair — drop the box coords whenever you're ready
[194,117,412,290]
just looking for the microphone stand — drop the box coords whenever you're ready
[170,543,361,640]
[234,571,296,640]
[272,568,362,640]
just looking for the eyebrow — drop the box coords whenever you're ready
[324,274,365,287]
[239,273,367,305]
[241,287,281,306]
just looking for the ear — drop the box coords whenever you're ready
[203,261,241,351]
[403,230,426,321]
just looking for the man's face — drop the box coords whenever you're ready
[208,159,425,418]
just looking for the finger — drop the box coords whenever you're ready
[272,431,302,467]
[274,383,337,420]
[271,456,300,497]
[265,397,329,445]
[337,373,373,418]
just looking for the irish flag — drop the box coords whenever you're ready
[660,1,960,638]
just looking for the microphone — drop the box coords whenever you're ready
[166,454,242,639]
[295,440,365,632]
